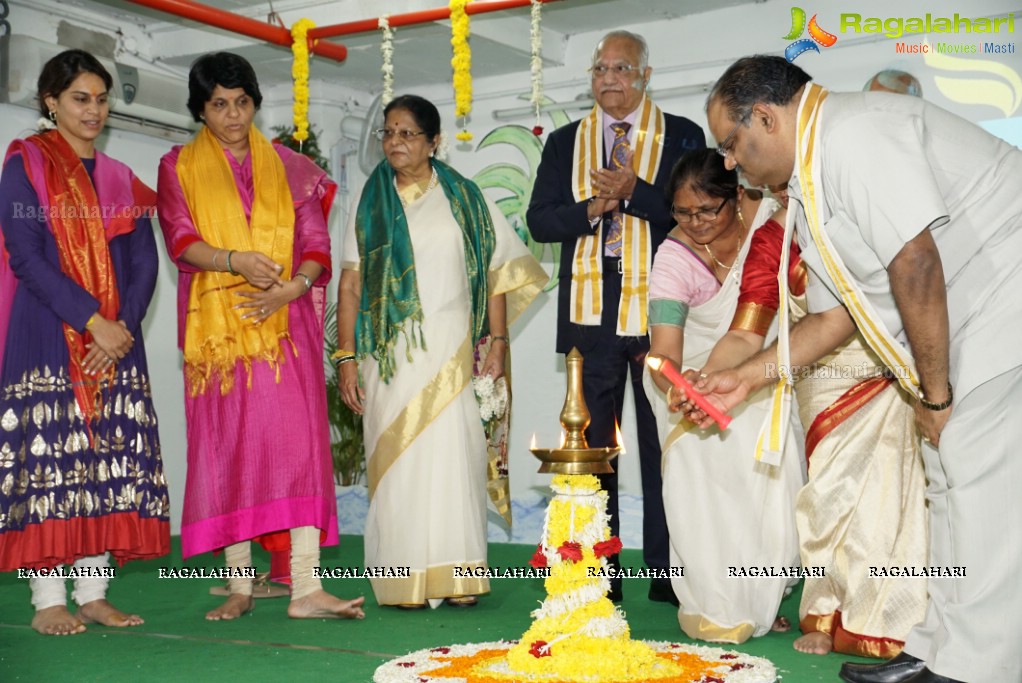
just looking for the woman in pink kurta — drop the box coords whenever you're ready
[157,52,363,621]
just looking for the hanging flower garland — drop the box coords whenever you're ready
[378,15,394,106]
[449,0,473,141]
[290,18,316,143]
[530,0,544,136]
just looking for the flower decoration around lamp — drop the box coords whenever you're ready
[449,0,473,141]
[290,17,316,144]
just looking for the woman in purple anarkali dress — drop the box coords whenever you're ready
[0,49,169,636]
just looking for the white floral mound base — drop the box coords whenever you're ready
[373,640,777,683]
[375,474,777,683]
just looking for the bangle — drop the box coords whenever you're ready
[331,349,356,360]
[491,334,510,345]
[919,381,953,411]
[212,249,222,272]
[226,250,236,275]
[336,356,356,366]
[85,313,97,330]
[295,273,312,291]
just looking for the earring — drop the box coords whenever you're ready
[49,110,56,122]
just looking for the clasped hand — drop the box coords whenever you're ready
[84,317,133,375]
[589,147,637,201]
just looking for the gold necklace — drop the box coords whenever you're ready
[396,167,438,208]
[704,208,747,277]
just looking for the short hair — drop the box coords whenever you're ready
[864,69,922,97]
[36,49,113,118]
[708,55,812,122]
[383,94,441,144]
[187,52,262,122]
[666,148,739,203]
[592,30,649,71]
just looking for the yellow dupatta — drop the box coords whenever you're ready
[175,126,295,395]
[569,96,665,335]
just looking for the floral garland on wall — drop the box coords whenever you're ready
[450,0,473,141]
[530,0,544,135]
[290,18,316,143]
[379,15,394,105]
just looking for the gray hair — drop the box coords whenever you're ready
[864,70,923,97]
[707,55,811,121]
[592,30,649,71]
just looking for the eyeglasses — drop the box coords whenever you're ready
[373,129,426,141]
[671,197,731,223]
[589,64,640,79]
[715,113,750,158]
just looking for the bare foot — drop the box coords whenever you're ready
[31,605,86,635]
[794,631,834,655]
[205,593,254,621]
[287,590,365,620]
[771,615,792,633]
[77,599,143,628]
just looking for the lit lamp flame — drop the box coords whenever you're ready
[530,433,537,450]
[614,422,625,455]
[646,356,664,373]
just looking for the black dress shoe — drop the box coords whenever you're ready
[901,668,965,683]
[839,652,925,683]
[647,578,679,606]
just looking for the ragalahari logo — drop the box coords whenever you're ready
[783,7,838,62]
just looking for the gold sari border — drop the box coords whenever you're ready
[367,335,474,498]
[488,254,549,327]
[369,562,490,605]
[678,612,756,644]
[805,375,893,460]
[729,302,776,337]
[801,611,905,659]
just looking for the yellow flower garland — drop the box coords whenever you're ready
[449,0,473,141]
[290,18,316,143]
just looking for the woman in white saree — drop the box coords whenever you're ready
[644,149,804,643]
[338,95,546,609]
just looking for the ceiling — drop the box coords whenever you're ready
[29,0,757,94]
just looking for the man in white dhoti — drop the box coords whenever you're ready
[696,55,1022,683]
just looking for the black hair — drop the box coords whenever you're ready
[187,52,263,122]
[36,49,113,117]
[383,94,441,144]
[707,55,811,122]
[666,148,739,202]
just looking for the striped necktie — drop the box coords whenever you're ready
[604,122,631,257]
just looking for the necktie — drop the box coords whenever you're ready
[604,122,631,257]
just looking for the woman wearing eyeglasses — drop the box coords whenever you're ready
[337,94,546,609]
[643,148,804,643]
[157,52,364,622]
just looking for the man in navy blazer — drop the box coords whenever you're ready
[527,30,704,604]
